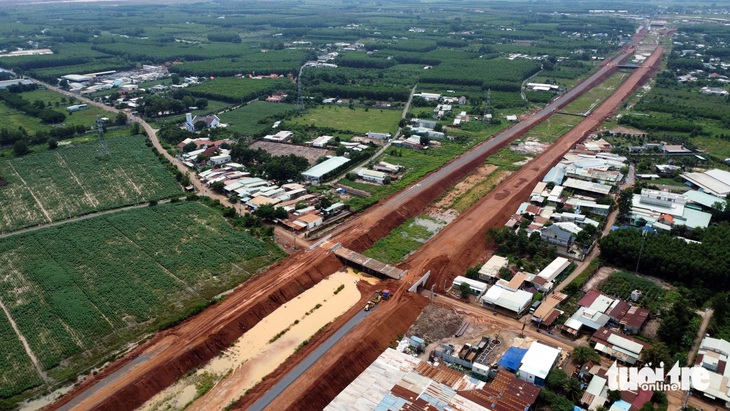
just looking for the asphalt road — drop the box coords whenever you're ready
[247,305,372,411]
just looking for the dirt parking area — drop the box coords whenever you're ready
[250,141,334,166]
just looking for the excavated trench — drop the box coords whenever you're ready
[47,38,655,411]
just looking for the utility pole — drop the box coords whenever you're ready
[635,228,648,274]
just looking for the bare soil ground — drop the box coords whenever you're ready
[641,317,660,340]
[582,266,617,292]
[407,304,464,343]
[609,125,645,136]
[249,141,334,166]
[48,40,660,411]
[429,164,498,211]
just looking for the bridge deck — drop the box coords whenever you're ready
[333,246,406,280]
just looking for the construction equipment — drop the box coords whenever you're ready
[364,290,383,311]
[381,289,392,300]
[371,291,382,304]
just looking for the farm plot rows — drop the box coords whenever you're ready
[0,134,181,233]
[0,201,280,390]
[0,314,43,399]
[219,101,296,136]
[186,76,293,104]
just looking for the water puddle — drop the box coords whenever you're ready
[139,268,374,411]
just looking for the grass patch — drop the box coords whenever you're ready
[194,371,220,400]
[598,271,669,314]
[523,114,579,143]
[450,168,511,213]
[334,284,345,295]
[363,215,444,264]
[290,105,402,135]
[485,147,529,170]
[219,101,296,136]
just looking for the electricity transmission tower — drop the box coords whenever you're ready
[96,116,110,159]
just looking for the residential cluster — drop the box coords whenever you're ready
[60,65,170,95]
[326,347,544,411]
[177,135,233,167]
[507,144,626,259]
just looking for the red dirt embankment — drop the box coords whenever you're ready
[405,46,665,291]
[263,46,664,410]
[48,44,638,411]
[246,288,429,411]
[336,48,633,254]
[47,249,342,411]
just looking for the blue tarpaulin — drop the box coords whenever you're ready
[497,347,528,371]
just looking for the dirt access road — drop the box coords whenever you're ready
[399,46,664,291]
[256,45,664,411]
[46,38,644,411]
[332,44,636,252]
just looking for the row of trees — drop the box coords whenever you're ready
[599,223,730,291]
[0,90,66,124]
[140,91,208,118]
[229,143,310,184]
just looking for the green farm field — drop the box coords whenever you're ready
[219,101,296,136]
[185,76,293,103]
[290,105,401,135]
[0,134,181,233]
[0,88,110,135]
[22,89,111,127]
[0,201,283,393]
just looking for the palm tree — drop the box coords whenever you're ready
[572,346,600,366]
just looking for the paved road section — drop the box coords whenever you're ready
[248,306,372,411]
[260,45,664,411]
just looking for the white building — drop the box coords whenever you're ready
[185,113,220,132]
[682,169,730,198]
[295,213,323,230]
[700,86,729,97]
[518,341,562,386]
[366,131,391,140]
[693,336,730,407]
[451,276,488,296]
[534,257,570,291]
[311,135,334,148]
[208,154,231,166]
[477,255,509,282]
[480,275,533,316]
[373,161,402,174]
[301,156,350,184]
[357,168,387,184]
[263,130,294,142]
